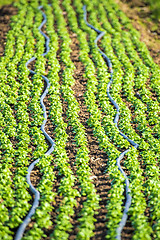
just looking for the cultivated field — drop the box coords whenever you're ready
[0,0,160,239]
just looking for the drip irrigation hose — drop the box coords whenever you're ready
[83,5,139,240]
[15,5,54,240]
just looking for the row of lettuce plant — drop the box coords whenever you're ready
[17,1,56,239]
[1,1,79,238]
[0,0,28,140]
[22,1,99,239]
[18,1,81,239]
[79,0,154,239]
[111,33,160,158]
[111,0,160,102]
[68,0,130,238]
[100,0,160,136]
[121,32,160,124]
[51,1,100,239]
[0,131,15,239]
[91,0,160,238]
[95,0,160,224]
[102,31,160,239]
[104,0,160,104]
[42,2,80,239]
[0,1,53,239]
[90,0,160,155]
[9,1,50,233]
[0,0,112,237]
[24,3,58,239]
[93,6,160,158]
[111,32,160,144]
[0,1,32,239]
[8,10,33,234]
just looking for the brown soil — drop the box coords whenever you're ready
[0,4,17,56]
[117,0,160,66]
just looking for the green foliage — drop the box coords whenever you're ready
[146,0,160,20]
[0,0,18,7]
[0,0,160,239]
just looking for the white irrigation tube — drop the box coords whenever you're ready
[14,6,54,240]
[83,5,139,240]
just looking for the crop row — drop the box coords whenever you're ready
[87,0,160,238]
[82,0,160,238]
[0,2,33,239]
[0,1,55,239]
[71,0,155,239]
[70,0,159,238]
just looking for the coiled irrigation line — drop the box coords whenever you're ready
[15,5,54,240]
[83,5,139,240]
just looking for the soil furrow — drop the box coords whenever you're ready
[67,31,111,239]
[0,4,17,56]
